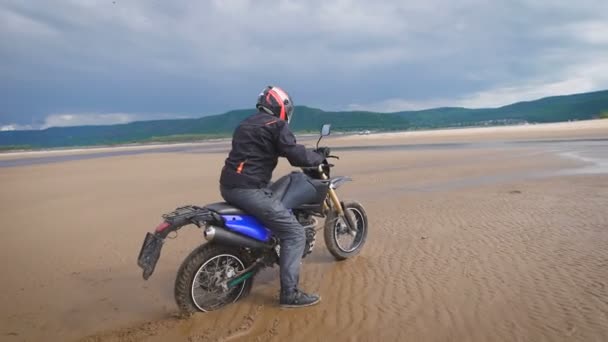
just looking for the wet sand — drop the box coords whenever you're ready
[1,121,607,341]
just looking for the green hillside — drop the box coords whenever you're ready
[396,90,608,128]
[1,90,607,149]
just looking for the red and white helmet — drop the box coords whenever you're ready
[256,86,295,124]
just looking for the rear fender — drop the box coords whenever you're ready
[137,205,222,280]
[137,232,164,280]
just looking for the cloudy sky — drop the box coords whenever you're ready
[1,0,607,130]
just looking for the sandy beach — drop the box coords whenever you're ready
[1,120,607,341]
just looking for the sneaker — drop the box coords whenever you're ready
[280,289,321,308]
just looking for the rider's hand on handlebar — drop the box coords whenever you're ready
[315,146,331,158]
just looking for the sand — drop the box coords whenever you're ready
[1,120,607,341]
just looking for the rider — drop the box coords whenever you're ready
[219,85,329,308]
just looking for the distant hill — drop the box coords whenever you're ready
[1,90,607,149]
[395,89,608,128]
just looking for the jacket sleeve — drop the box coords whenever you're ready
[276,123,325,167]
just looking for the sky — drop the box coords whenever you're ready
[1,0,607,130]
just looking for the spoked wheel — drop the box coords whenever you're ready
[324,201,368,260]
[174,244,253,313]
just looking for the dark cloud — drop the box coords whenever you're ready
[1,0,607,129]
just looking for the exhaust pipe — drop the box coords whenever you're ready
[204,225,273,250]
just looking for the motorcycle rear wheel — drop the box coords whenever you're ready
[174,243,253,313]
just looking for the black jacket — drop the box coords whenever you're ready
[219,112,325,189]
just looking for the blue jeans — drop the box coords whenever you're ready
[220,186,306,294]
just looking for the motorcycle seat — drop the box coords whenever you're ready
[205,202,246,215]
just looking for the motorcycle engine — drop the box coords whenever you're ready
[300,215,317,257]
[303,227,316,257]
[274,217,317,259]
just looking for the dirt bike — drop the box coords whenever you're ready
[137,124,368,313]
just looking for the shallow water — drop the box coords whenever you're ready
[1,138,607,169]
[555,141,608,175]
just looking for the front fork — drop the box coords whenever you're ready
[319,166,358,234]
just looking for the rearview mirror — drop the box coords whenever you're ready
[321,124,331,137]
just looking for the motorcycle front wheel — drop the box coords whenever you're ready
[324,200,368,260]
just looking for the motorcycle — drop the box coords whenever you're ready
[137,123,368,313]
